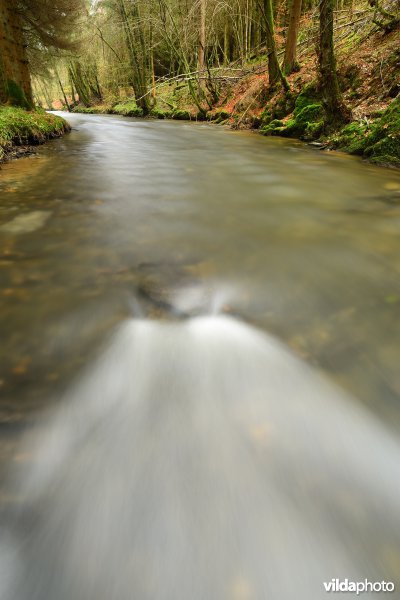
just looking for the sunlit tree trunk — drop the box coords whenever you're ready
[283,0,302,74]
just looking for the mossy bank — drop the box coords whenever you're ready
[69,16,399,169]
[0,107,69,163]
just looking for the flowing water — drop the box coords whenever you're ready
[0,113,400,598]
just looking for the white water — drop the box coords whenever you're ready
[2,315,400,599]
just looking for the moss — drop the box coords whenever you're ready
[110,101,144,117]
[5,80,31,109]
[271,95,295,120]
[171,109,191,120]
[259,85,325,140]
[260,109,272,126]
[332,121,368,154]
[260,119,284,135]
[149,108,172,119]
[72,105,99,114]
[0,106,69,162]
[293,84,320,117]
[210,110,230,123]
[278,103,324,139]
[331,98,400,166]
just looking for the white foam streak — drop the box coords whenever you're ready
[3,316,400,600]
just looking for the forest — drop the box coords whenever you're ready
[0,0,399,165]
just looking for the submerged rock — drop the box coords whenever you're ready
[0,211,51,235]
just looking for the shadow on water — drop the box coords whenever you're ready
[1,314,400,599]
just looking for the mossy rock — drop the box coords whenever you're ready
[332,98,400,166]
[72,106,98,114]
[150,108,171,119]
[260,119,284,136]
[209,110,230,123]
[293,84,320,117]
[260,109,272,126]
[281,103,324,139]
[172,109,191,120]
[271,95,295,120]
[333,121,368,154]
[111,102,144,117]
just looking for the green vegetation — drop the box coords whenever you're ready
[5,80,31,109]
[260,86,324,140]
[0,107,69,162]
[330,99,400,166]
[109,102,144,117]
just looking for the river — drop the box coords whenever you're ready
[0,113,400,599]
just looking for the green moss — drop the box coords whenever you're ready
[149,107,172,119]
[260,119,284,135]
[72,105,119,114]
[0,106,69,162]
[5,80,31,109]
[260,84,322,137]
[293,84,320,117]
[110,101,144,117]
[171,109,191,120]
[210,110,230,123]
[331,99,400,166]
[276,103,324,139]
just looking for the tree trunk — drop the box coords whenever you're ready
[317,0,349,122]
[261,0,290,90]
[0,0,33,107]
[283,0,302,74]
[198,0,206,73]
[55,68,70,111]
[118,0,150,113]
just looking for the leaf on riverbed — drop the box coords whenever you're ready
[12,357,31,375]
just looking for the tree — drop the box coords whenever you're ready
[259,0,289,91]
[283,0,302,74]
[0,0,33,106]
[317,0,349,122]
[198,0,206,73]
[0,0,84,107]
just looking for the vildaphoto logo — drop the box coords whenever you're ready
[323,579,395,595]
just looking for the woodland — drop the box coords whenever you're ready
[0,0,399,165]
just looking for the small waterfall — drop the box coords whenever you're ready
[2,315,400,599]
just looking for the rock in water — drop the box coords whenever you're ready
[0,211,51,234]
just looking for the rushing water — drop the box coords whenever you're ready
[0,113,400,598]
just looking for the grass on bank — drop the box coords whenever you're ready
[0,106,69,162]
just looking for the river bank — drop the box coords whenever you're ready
[0,107,69,164]
[68,20,399,168]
